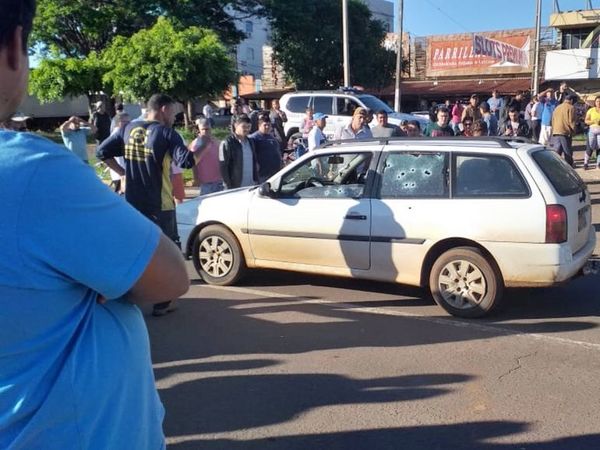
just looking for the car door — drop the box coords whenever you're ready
[370,150,451,284]
[247,150,377,270]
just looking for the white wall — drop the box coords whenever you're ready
[545,48,600,80]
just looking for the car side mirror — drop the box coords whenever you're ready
[258,182,275,197]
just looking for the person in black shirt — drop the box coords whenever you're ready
[97,93,203,316]
[91,101,111,143]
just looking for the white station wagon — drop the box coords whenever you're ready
[176,137,596,318]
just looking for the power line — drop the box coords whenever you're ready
[422,0,471,33]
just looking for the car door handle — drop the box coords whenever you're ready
[345,213,367,220]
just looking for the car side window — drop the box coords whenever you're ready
[336,97,360,116]
[454,155,529,197]
[279,152,373,199]
[380,152,449,198]
[312,96,333,115]
[286,96,310,113]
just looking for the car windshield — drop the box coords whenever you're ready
[357,95,394,114]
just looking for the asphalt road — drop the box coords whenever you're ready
[147,147,600,450]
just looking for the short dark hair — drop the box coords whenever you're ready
[407,120,420,130]
[258,113,271,124]
[437,106,449,114]
[375,110,388,117]
[508,107,519,114]
[234,114,251,125]
[0,0,36,52]
[479,101,490,113]
[147,94,175,112]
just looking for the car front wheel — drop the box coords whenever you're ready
[429,246,503,318]
[192,225,246,285]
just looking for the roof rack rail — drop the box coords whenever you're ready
[322,136,526,149]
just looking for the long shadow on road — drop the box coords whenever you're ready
[167,423,600,450]
[158,372,472,436]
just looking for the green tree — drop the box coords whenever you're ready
[29,0,262,109]
[264,0,398,90]
[32,0,264,57]
[102,17,236,125]
[29,52,107,107]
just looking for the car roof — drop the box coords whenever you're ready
[281,90,376,97]
[315,136,543,154]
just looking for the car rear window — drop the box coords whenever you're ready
[285,96,310,113]
[532,149,584,196]
[454,154,529,197]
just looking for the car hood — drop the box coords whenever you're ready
[176,186,256,225]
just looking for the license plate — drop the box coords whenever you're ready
[578,206,589,232]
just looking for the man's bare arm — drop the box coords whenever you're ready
[126,234,190,305]
[103,157,125,177]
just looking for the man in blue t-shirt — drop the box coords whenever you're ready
[60,115,96,163]
[0,2,190,448]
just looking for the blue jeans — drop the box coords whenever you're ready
[200,181,224,195]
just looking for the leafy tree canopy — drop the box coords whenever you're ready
[102,17,236,103]
[33,0,264,58]
[29,52,107,103]
[263,0,397,90]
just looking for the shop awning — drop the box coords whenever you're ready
[380,78,533,98]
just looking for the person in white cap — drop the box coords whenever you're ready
[308,112,328,152]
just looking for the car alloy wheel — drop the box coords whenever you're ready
[429,246,503,318]
[192,225,246,285]
[437,259,487,309]
[199,235,233,278]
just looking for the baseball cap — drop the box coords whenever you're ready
[313,112,328,120]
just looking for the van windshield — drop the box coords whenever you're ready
[532,149,585,197]
[357,95,394,114]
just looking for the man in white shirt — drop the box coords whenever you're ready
[203,101,214,127]
[308,112,328,152]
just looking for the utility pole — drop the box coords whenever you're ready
[394,0,404,112]
[342,0,350,87]
[533,0,542,94]
[587,1,593,10]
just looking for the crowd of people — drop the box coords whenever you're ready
[422,84,594,169]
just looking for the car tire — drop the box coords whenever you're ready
[429,246,503,318]
[192,225,246,286]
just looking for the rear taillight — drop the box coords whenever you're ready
[546,205,567,243]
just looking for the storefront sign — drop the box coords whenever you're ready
[472,34,529,66]
[427,30,533,77]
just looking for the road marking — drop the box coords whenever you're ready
[202,284,600,352]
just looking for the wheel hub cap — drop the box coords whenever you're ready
[438,260,487,310]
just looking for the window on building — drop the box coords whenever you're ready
[245,20,253,34]
[561,27,597,49]
[246,47,255,62]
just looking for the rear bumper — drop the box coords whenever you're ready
[484,229,596,287]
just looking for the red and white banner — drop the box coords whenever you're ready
[472,34,529,67]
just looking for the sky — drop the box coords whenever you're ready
[395,0,597,36]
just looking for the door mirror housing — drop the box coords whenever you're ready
[258,182,275,197]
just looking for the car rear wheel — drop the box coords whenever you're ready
[192,225,246,285]
[429,246,503,318]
